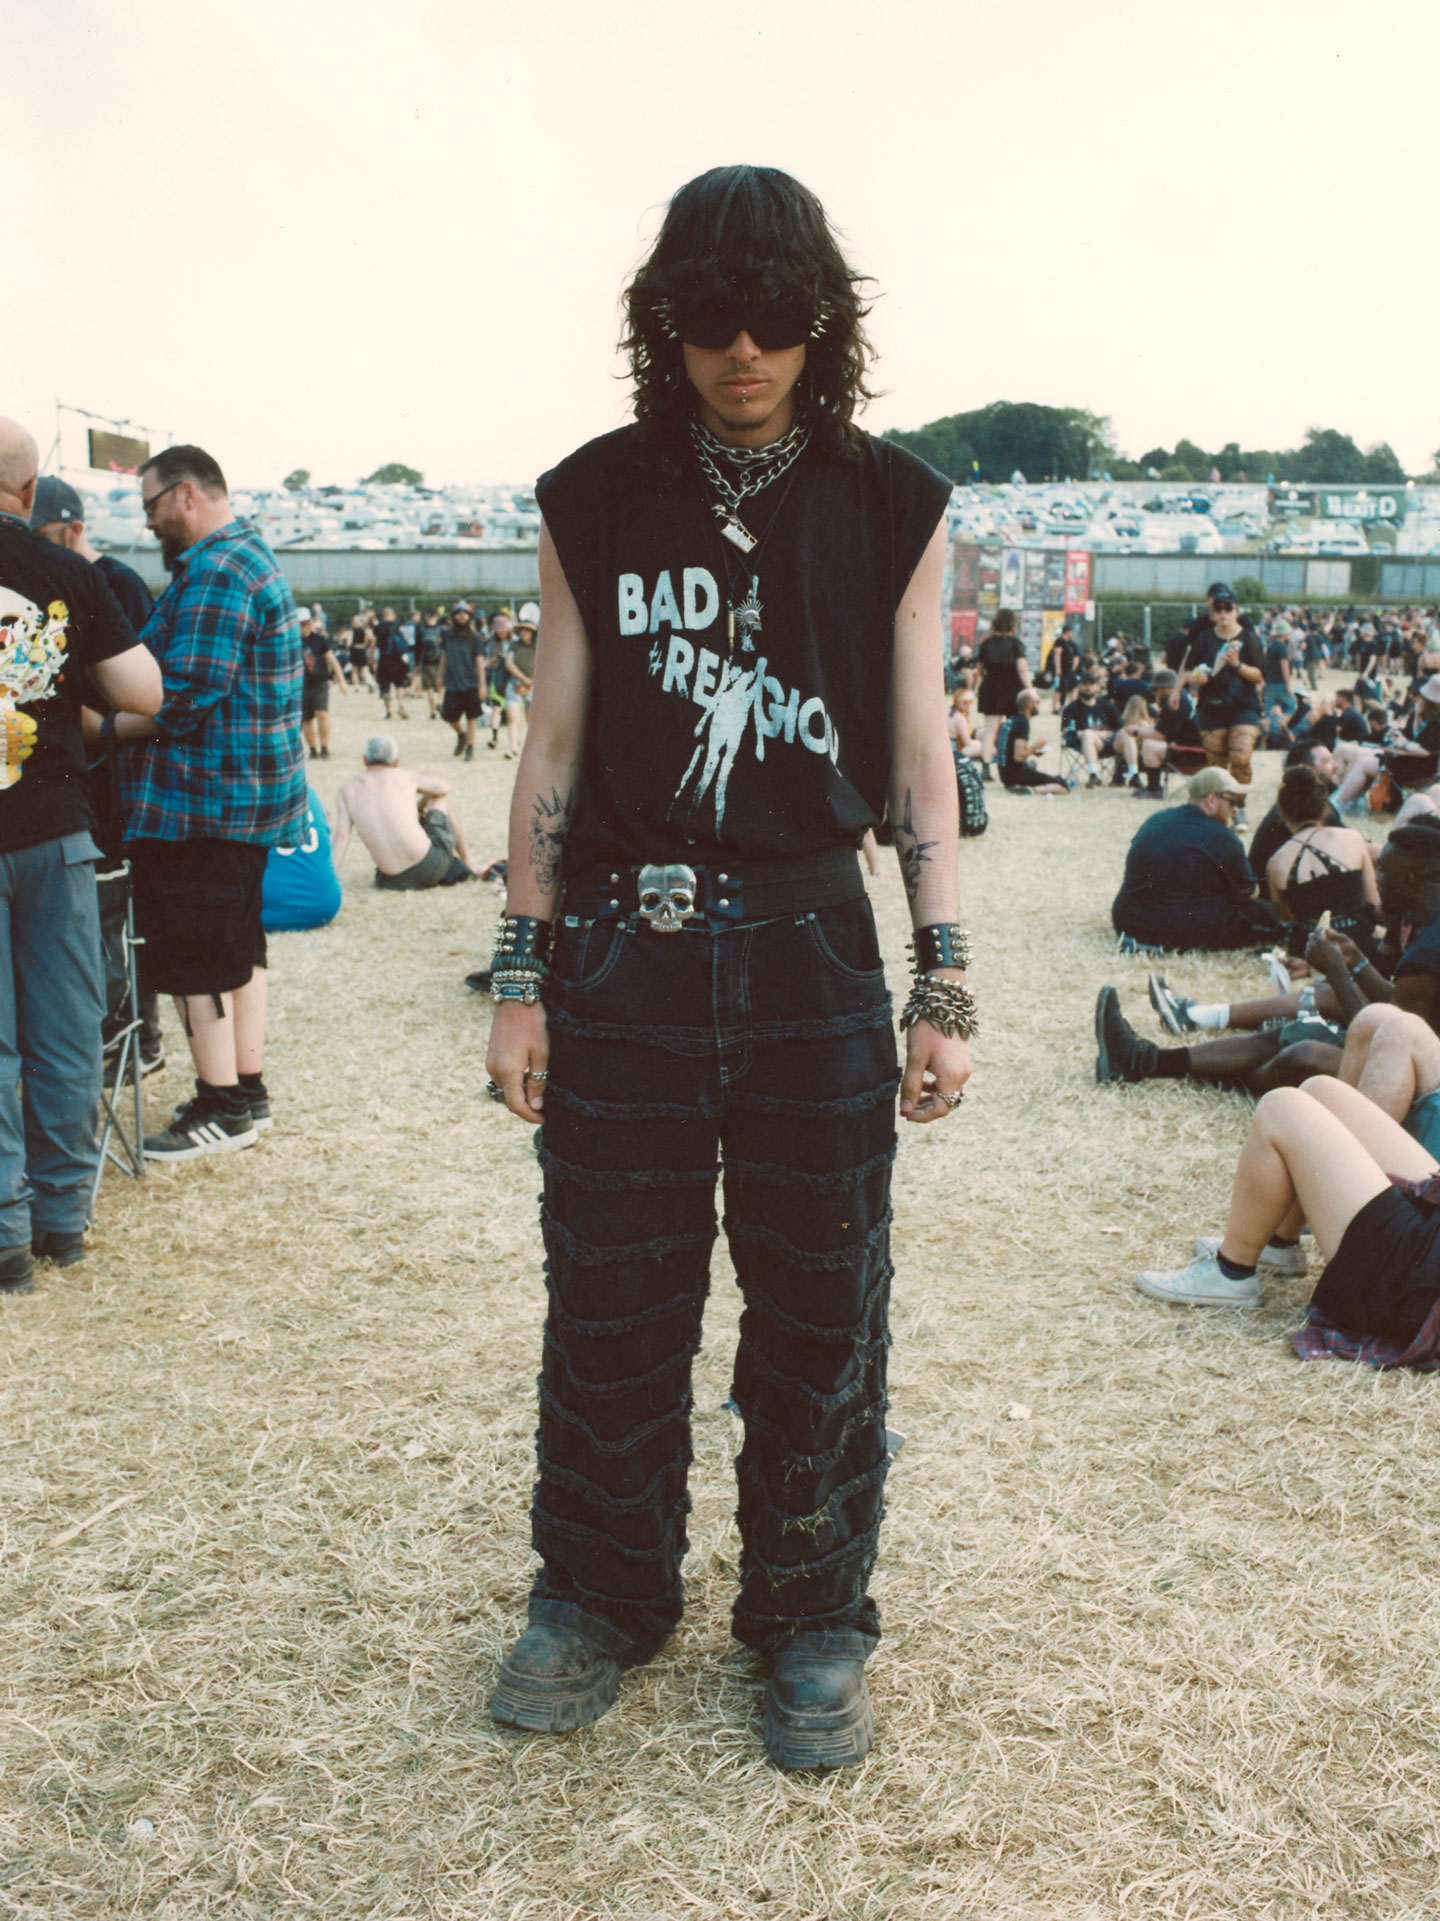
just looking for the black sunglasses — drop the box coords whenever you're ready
[668,293,816,352]
[1212,599,1236,611]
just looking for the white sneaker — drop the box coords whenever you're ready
[1135,1252,1261,1307]
[1193,1234,1308,1277]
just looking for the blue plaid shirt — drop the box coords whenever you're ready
[121,520,306,846]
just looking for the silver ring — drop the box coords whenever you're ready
[484,1078,507,1104]
[940,1090,964,1108]
[525,1069,549,1083]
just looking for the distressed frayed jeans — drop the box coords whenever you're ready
[527,893,899,1669]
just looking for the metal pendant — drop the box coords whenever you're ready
[731,578,763,653]
[717,510,757,555]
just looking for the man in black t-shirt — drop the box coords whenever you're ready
[415,611,443,718]
[0,420,162,1289]
[1063,676,1136,787]
[439,602,486,759]
[300,607,347,759]
[1112,766,1282,950]
[373,607,410,719]
[481,166,969,1771]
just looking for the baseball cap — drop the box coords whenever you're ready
[29,476,84,529]
[1187,766,1247,801]
[452,599,473,614]
[1206,580,1235,602]
[517,601,540,628]
[1418,675,1440,704]
[296,605,313,622]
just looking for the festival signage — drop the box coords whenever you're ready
[1063,549,1091,615]
[978,549,1001,612]
[1044,550,1068,609]
[1020,608,1045,667]
[951,608,978,651]
[1024,550,1050,612]
[1000,548,1024,611]
[1041,610,1067,664]
[87,428,149,474]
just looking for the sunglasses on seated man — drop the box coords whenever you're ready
[666,292,820,352]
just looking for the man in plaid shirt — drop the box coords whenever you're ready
[111,445,305,1160]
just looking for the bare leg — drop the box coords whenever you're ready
[465,716,478,752]
[1177,1032,1283,1082]
[316,710,332,753]
[1218,1085,1393,1267]
[176,991,237,1085]
[1334,748,1380,806]
[979,714,1002,765]
[1341,1003,1440,1117]
[233,970,267,1078]
[1118,730,1139,774]
[1228,724,1261,794]
[861,829,880,877]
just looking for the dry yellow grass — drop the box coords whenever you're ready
[2,684,1436,1919]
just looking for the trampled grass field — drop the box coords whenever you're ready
[2,684,1436,1919]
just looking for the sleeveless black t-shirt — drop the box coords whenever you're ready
[536,425,951,871]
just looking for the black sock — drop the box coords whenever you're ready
[1216,1251,1258,1280]
[197,1077,249,1113]
[238,1071,265,1092]
[1270,1234,1299,1248]
[1146,767,1161,791]
[1153,1048,1190,1078]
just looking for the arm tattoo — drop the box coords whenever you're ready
[894,787,938,910]
[528,786,573,893]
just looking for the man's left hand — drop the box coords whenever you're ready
[900,1023,972,1124]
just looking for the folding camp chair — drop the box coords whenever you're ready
[91,861,146,1214]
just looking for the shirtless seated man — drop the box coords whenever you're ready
[331,735,479,889]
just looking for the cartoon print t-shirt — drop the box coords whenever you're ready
[0,516,139,854]
[536,425,950,870]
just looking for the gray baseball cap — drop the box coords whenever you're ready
[30,475,84,529]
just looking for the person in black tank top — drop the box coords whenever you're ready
[482,167,972,1770]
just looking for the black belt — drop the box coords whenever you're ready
[563,846,864,928]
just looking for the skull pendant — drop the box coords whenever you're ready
[637,863,698,933]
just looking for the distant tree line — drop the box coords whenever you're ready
[883,403,1418,486]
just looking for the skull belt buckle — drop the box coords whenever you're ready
[636,863,698,933]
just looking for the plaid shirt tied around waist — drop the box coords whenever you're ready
[121,520,306,846]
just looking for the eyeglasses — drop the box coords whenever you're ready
[668,293,817,352]
[1212,600,1236,612]
[141,478,183,520]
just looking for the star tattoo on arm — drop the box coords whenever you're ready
[894,787,938,910]
[528,785,573,893]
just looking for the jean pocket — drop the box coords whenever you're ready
[59,831,103,867]
[550,918,628,993]
[802,900,886,983]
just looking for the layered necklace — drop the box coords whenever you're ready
[690,417,810,654]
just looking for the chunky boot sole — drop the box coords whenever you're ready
[763,1672,874,1771]
[490,1651,621,1733]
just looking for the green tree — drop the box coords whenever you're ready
[363,462,424,486]
[1289,429,1368,483]
[1361,441,1406,484]
[282,468,310,492]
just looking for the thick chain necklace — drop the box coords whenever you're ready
[689,418,810,556]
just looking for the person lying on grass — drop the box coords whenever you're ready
[1136,1076,1440,1368]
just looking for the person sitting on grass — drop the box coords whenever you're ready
[1134,1076,1440,1369]
[999,689,1069,794]
[1112,766,1281,951]
[1131,669,1205,798]
[1263,762,1378,950]
[1062,674,1136,788]
[1247,738,1340,879]
[331,735,480,890]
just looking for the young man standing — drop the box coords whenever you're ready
[483,166,974,1769]
[439,601,486,760]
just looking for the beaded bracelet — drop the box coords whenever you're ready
[899,977,979,1042]
[488,916,553,1006]
[910,923,973,974]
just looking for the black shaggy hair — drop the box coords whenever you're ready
[621,165,876,459]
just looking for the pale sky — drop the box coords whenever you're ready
[7,0,1439,490]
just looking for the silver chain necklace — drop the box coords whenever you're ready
[689,418,810,556]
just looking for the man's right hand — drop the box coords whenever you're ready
[486,1000,550,1122]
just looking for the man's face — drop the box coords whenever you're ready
[453,609,471,628]
[1307,744,1338,784]
[141,473,194,566]
[682,325,806,445]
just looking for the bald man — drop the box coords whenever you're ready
[0,419,162,1289]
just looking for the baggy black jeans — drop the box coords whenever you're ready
[526,893,899,1668]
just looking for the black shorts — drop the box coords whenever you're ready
[1310,1186,1440,1344]
[128,838,269,998]
[442,688,482,722]
[302,679,330,720]
[376,661,410,690]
